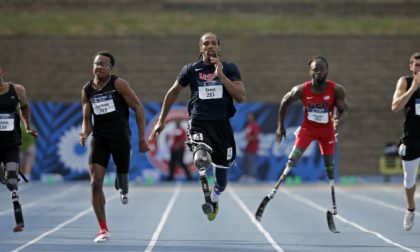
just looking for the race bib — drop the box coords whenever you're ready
[227,147,233,160]
[91,94,116,115]
[198,85,223,100]
[0,113,15,131]
[416,98,420,116]
[307,109,329,124]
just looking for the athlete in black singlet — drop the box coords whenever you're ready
[80,51,150,242]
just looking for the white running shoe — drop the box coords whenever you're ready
[94,229,110,243]
[404,210,415,231]
[120,193,128,205]
[119,189,128,204]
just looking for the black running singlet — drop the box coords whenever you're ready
[402,76,420,143]
[0,83,21,146]
[83,75,130,140]
[177,60,241,120]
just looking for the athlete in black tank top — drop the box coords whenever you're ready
[83,75,130,139]
[80,51,150,243]
[0,83,21,146]
[0,66,37,232]
[391,52,420,231]
[401,76,420,143]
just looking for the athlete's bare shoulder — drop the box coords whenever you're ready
[291,83,304,95]
[333,82,346,98]
[12,83,27,97]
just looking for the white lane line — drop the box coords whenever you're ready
[144,183,181,252]
[341,181,420,200]
[338,190,420,216]
[282,189,416,252]
[228,186,284,252]
[11,193,119,252]
[0,184,80,215]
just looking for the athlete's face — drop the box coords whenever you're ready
[309,60,328,86]
[409,59,420,75]
[200,34,220,62]
[93,55,112,79]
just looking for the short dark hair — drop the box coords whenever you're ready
[308,56,328,69]
[409,52,420,64]
[94,51,115,67]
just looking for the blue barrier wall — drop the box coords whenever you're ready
[30,102,335,182]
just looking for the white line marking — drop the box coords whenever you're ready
[11,193,119,252]
[338,190,420,216]
[282,189,416,252]
[0,184,80,215]
[355,182,420,200]
[228,187,284,252]
[144,183,181,252]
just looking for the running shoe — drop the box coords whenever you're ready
[207,202,219,221]
[120,191,128,205]
[404,210,415,231]
[115,178,128,204]
[94,229,110,243]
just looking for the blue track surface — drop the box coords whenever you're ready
[0,179,419,252]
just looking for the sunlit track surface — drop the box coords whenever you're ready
[0,181,418,252]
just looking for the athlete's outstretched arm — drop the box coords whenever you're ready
[333,83,349,129]
[80,89,92,146]
[14,84,37,137]
[276,84,303,144]
[149,81,184,140]
[115,78,150,153]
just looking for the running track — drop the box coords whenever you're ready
[0,180,419,252]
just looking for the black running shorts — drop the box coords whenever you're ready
[89,136,131,173]
[0,145,20,164]
[400,140,420,161]
[187,118,236,168]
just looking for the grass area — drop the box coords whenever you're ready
[1,11,420,36]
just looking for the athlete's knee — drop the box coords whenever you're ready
[404,178,416,189]
[90,178,103,193]
[325,165,335,180]
[287,147,304,168]
[5,162,19,191]
[193,144,212,170]
[324,156,335,180]
[404,170,416,189]
[285,155,300,170]
[116,173,129,194]
[403,159,419,189]
[285,159,297,170]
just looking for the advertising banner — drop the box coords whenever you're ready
[30,102,335,182]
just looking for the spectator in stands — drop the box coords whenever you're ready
[0,65,38,232]
[20,123,36,179]
[241,111,260,182]
[383,142,398,157]
[149,32,246,221]
[79,51,150,243]
[166,119,192,181]
[391,52,420,231]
